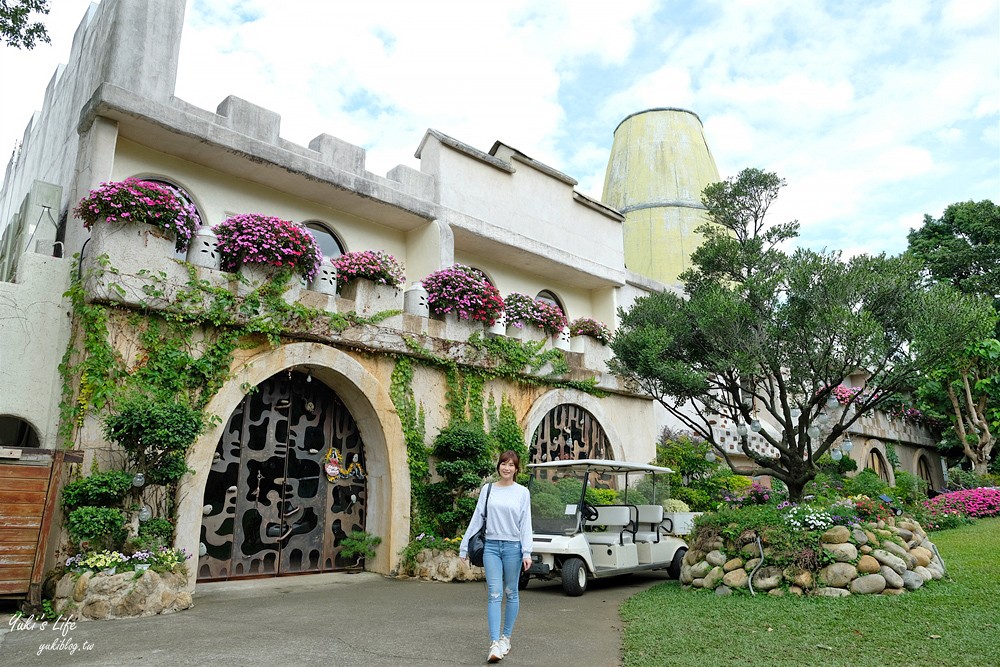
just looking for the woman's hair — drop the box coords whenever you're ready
[497,450,521,474]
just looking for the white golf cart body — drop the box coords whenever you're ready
[525,459,689,596]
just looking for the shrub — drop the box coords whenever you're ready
[331,250,405,289]
[213,213,323,281]
[67,506,127,550]
[103,395,204,486]
[73,178,199,251]
[422,264,504,324]
[816,453,858,476]
[891,470,929,505]
[338,530,382,564]
[568,317,612,345]
[946,466,982,491]
[662,498,691,512]
[136,517,174,548]
[844,468,888,498]
[61,470,132,511]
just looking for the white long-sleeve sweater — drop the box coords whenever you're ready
[459,482,533,559]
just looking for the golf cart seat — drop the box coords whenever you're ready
[585,505,636,545]
[634,505,665,543]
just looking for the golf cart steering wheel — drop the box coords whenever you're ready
[581,502,599,522]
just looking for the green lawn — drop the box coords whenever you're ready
[620,518,1000,667]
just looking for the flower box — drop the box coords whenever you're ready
[572,334,613,371]
[213,214,323,282]
[422,265,503,326]
[436,310,485,341]
[340,278,401,317]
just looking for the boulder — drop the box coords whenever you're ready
[685,549,705,566]
[787,585,804,596]
[880,565,904,589]
[819,562,858,588]
[823,542,858,562]
[706,550,728,567]
[910,546,932,567]
[768,588,785,597]
[751,566,783,591]
[902,570,924,591]
[783,567,814,589]
[703,566,725,590]
[690,560,713,579]
[723,568,749,589]
[815,587,851,597]
[893,527,914,542]
[745,558,762,571]
[857,555,881,574]
[680,563,695,585]
[692,578,706,588]
[715,585,733,597]
[872,549,907,575]
[821,525,851,544]
[850,574,887,595]
[881,587,906,596]
[851,528,869,546]
[913,566,933,582]
[723,558,744,572]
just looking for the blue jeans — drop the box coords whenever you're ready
[483,539,522,641]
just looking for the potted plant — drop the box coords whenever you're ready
[421,264,504,325]
[212,213,323,282]
[330,249,406,314]
[503,292,567,343]
[338,530,382,568]
[569,317,612,345]
[73,177,200,252]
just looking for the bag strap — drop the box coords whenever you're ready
[481,483,492,529]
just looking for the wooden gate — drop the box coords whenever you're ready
[0,450,80,604]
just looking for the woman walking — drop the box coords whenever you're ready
[460,450,533,663]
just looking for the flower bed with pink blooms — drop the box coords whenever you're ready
[924,487,1000,520]
[213,213,323,281]
[331,249,405,289]
[421,264,504,324]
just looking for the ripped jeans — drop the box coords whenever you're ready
[483,539,522,641]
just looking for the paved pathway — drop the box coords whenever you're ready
[1,571,672,666]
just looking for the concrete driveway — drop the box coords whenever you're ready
[1,571,674,666]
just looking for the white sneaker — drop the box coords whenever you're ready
[488,640,504,663]
[499,635,511,656]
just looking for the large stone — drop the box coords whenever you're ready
[689,560,713,579]
[851,528,869,546]
[715,585,733,597]
[880,565,904,589]
[768,588,785,597]
[81,599,110,620]
[723,558,744,572]
[902,570,924,591]
[910,546,932,567]
[819,563,858,588]
[913,566,933,582]
[857,555,881,574]
[851,574,887,595]
[815,587,851,598]
[169,591,193,612]
[823,542,858,562]
[872,549,907,575]
[87,572,132,596]
[705,550,727,567]
[691,578,706,588]
[881,587,906,596]
[751,566,783,591]
[680,563,694,585]
[925,563,945,581]
[864,529,880,547]
[783,566,814,589]
[821,525,851,544]
[703,566,725,590]
[787,585,804,596]
[745,558,761,571]
[73,572,92,602]
[881,541,917,568]
[723,568,749,589]
[684,549,704,566]
[55,573,76,600]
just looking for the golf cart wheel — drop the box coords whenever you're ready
[518,569,531,590]
[667,547,687,580]
[561,557,587,596]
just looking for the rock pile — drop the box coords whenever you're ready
[681,518,945,597]
[51,568,193,620]
[403,549,484,582]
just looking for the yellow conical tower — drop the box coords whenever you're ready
[602,108,721,287]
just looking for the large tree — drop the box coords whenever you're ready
[907,200,1000,473]
[609,168,967,500]
[1,0,49,50]
[907,200,1000,336]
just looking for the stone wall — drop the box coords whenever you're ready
[51,568,193,620]
[681,518,945,597]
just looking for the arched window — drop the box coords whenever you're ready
[145,179,203,260]
[304,222,346,260]
[536,289,563,312]
[0,415,40,448]
[465,266,496,287]
[917,456,933,489]
[867,449,890,484]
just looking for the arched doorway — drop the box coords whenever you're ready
[917,455,934,489]
[197,370,367,580]
[866,448,890,484]
[530,403,611,463]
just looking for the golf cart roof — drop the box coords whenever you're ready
[527,459,674,475]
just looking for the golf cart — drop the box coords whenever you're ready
[523,459,690,596]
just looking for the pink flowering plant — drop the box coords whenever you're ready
[503,292,568,335]
[924,487,1000,520]
[421,264,504,324]
[331,250,405,290]
[569,317,612,345]
[73,177,200,252]
[213,214,323,281]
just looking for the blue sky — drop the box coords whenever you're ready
[2,0,997,257]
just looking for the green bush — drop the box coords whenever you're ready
[671,486,712,512]
[136,517,174,548]
[946,466,983,491]
[844,468,888,498]
[103,395,204,485]
[891,470,928,505]
[61,470,132,511]
[816,453,858,476]
[67,506,127,551]
[662,498,691,512]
